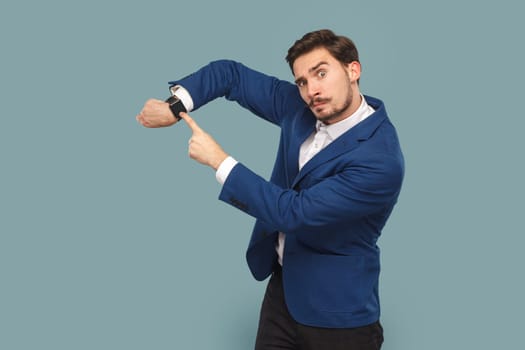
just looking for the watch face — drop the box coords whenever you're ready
[166,95,180,104]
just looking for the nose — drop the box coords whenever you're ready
[306,80,320,101]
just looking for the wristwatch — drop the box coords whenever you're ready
[165,86,187,120]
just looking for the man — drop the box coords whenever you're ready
[137,29,404,350]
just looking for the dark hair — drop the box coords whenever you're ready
[286,29,360,73]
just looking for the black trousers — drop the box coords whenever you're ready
[254,267,384,350]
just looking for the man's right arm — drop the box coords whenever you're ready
[169,59,303,127]
[137,60,300,129]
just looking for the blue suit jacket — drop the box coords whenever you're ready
[170,60,404,328]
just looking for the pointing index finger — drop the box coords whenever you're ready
[179,112,202,133]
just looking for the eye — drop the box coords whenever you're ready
[317,70,327,78]
[296,80,306,88]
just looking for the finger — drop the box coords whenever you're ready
[136,114,146,126]
[179,112,203,133]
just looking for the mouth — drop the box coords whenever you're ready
[310,98,329,109]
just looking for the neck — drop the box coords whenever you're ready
[323,92,362,125]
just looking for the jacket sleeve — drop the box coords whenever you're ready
[168,59,304,127]
[218,152,404,235]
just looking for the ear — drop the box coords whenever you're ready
[345,61,361,83]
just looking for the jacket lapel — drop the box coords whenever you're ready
[291,132,359,189]
[291,99,387,189]
[286,113,316,185]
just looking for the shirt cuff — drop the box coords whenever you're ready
[215,156,238,185]
[171,85,194,112]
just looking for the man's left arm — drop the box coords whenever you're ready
[180,113,404,235]
[219,154,404,235]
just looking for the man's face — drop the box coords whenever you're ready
[292,47,361,124]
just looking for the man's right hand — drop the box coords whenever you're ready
[136,99,178,128]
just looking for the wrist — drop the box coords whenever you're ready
[215,156,238,185]
[165,95,186,120]
[212,152,229,171]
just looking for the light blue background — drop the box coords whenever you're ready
[1,1,524,349]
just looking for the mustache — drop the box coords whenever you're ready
[309,97,330,107]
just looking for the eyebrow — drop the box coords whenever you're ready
[294,61,329,84]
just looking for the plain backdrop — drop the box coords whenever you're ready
[1,1,524,349]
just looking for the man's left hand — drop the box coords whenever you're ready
[179,112,229,170]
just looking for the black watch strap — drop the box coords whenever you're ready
[165,95,187,120]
